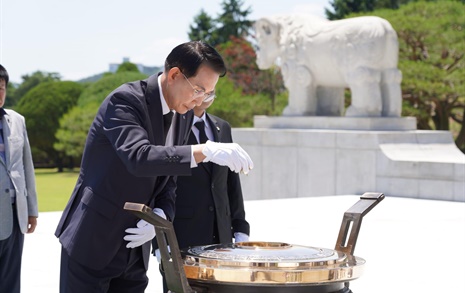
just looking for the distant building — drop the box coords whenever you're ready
[109,57,161,76]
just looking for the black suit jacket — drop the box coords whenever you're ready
[55,74,192,270]
[172,111,250,249]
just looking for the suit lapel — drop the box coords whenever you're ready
[144,74,164,146]
[1,114,12,166]
[207,114,221,143]
[144,75,168,198]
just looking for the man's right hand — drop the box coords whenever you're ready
[201,141,253,174]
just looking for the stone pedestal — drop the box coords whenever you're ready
[233,116,465,202]
[254,116,417,131]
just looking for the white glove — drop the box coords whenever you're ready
[124,208,166,249]
[202,140,254,174]
[234,232,249,243]
[154,246,171,263]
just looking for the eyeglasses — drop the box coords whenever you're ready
[181,73,216,103]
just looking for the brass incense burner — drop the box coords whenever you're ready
[182,242,365,285]
[124,192,384,293]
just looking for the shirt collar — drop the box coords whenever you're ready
[192,112,210,130]
[157,75,171,115]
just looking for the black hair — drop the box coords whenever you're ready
[164,41,226,78]
[0,64,9,85]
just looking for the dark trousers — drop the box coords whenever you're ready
[60,242,148,293]
[0,204,24,293]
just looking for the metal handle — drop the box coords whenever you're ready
[123,202,196,293]
[334,192,385,256]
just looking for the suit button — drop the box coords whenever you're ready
[208,206,214,212]
[5,189,9,193]
[211,183,214,189]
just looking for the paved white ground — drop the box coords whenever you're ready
[21,195,465,292]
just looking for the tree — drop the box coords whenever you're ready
[15,81,83,170]
[215,0,253,44]
[188,9,217,45]
[9,71,61,107]
[216,36,259,92]
[53,71,148,166]
[326,0,375,20]
[77,71,147,107]
[325,0,411,20]
[188,0,253,46]
[116,61,140,73]
[54,104,96,167]
[209,77,287,127]
[3,82,17,108]
[351,1,465,151]
[216,36,285,110]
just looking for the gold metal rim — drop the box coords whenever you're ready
[183,242,366,284]
[184,256,365,284]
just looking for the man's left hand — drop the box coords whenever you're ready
[124,208,166,248]
[124,219,156,248]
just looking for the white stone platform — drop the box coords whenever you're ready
[22,196,465,293]
[233,116,465,202]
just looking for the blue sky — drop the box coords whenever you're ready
[0,0,330,83]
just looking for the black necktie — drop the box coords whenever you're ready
[194,120,212,172]
[163,112,174,139]
[195,120,209,143]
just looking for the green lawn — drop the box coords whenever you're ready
[35,168,79,212]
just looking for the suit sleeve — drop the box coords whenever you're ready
[223,123,250,236]
[102,89,192,177]
[154,176,177,221]
[227,170,250,235]
[22,116,39,217]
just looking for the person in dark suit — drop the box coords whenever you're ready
[0,64,39,293]
[156,98,250,293]
[54,41,253,293]
[176,100,250,248]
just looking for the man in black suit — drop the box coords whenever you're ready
[176,100,250,248]
[55,41,253,293]
[156,98,250,293]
